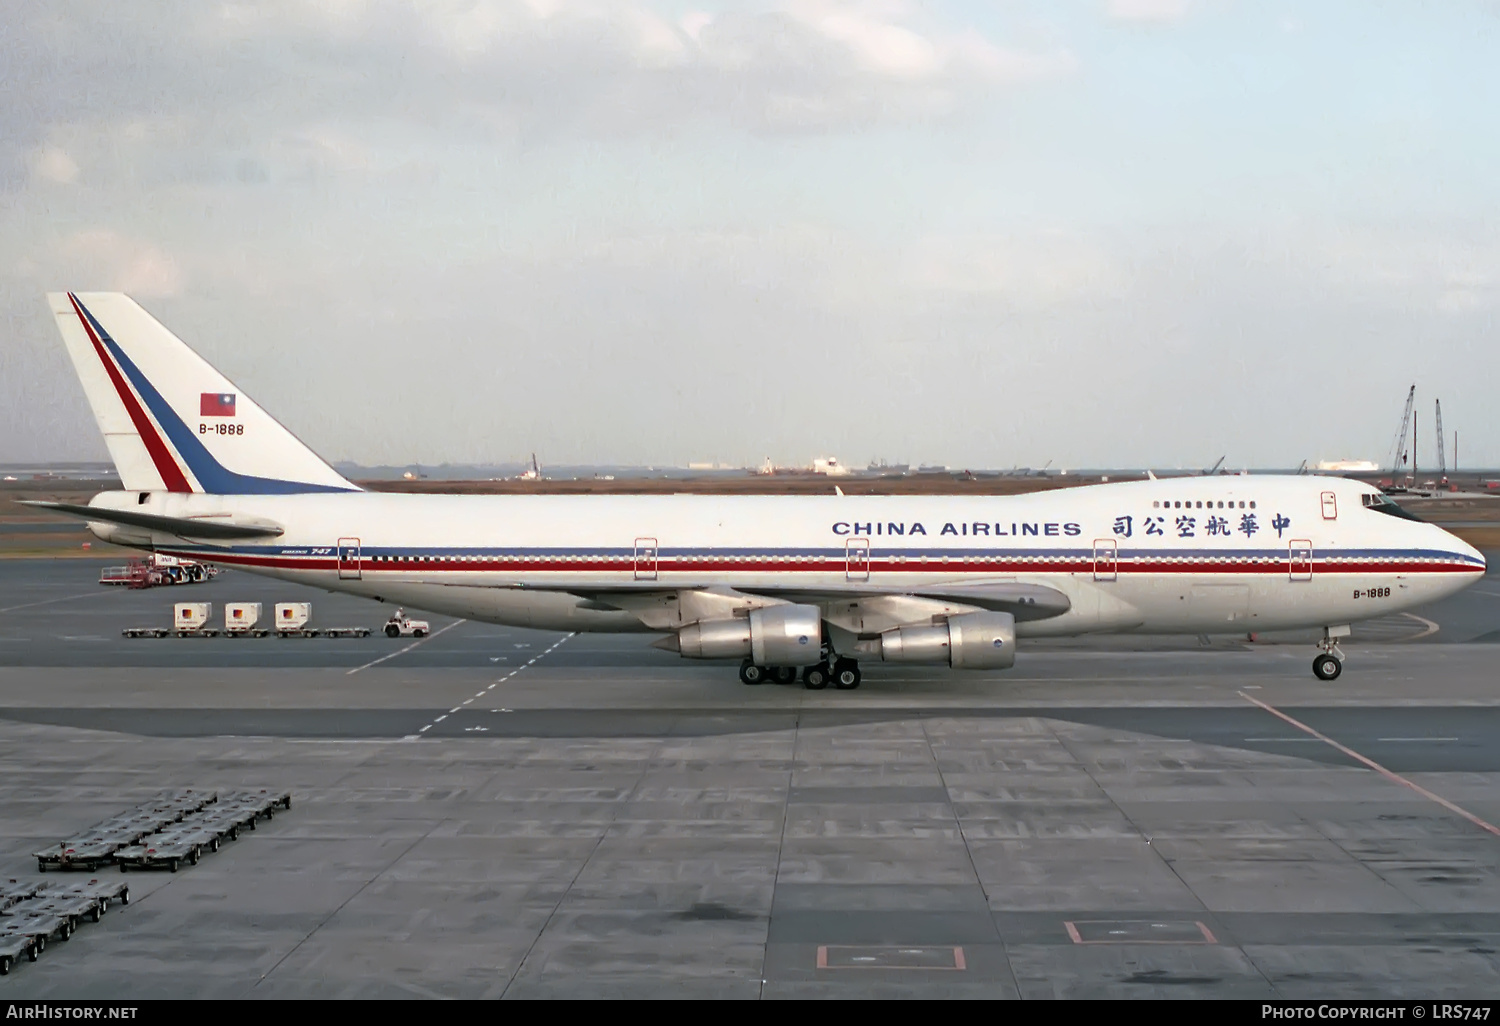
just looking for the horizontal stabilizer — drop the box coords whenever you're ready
[19,501,284,539]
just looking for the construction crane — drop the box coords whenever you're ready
[1201,456,1225,476]
[1386,385,1416,483]
[1435,399,1447,485]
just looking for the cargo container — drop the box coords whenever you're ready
[173,603,216,636]
[224,602,266,636]
[274,602,316,636]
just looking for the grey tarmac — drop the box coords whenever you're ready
[0,557,1498,998]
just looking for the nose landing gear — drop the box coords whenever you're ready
[1312,625,1350,681]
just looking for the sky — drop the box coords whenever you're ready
[2,0,1497,472]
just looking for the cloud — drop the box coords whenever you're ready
[0,0,1076,179]
[901,231,1127,307]
[1105,0,1193,22]
[29,145,79,184]
[1313,225,1500,315]
[51,231,184,297]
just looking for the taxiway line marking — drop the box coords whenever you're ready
[403,632,575,740]
[1239,691,1500,838]
[0,591,101,614]
[1377,737,1460,743]
[1401,613,1441,640]
[346,619,465,675]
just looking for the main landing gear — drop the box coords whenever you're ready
[1312,625,1351,681]
[739,659,861,690]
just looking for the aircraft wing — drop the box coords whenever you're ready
[444,579,1070,627]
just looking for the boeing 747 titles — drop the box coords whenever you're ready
[29,293,1486,688]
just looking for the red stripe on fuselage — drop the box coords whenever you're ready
[68,293,192,493]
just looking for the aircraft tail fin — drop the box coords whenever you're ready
[47,292,358,494]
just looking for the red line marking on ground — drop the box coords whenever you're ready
[1239,690,1500,839]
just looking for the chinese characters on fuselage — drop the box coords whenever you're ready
[1113,512,1291,540]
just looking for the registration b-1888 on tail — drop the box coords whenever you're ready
[30,292,1486,688]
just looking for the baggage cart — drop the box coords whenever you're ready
[5,892,97,929]
[0,932,37,974]
[0,910,74,951]
[114,835,202,873]
[34,838,118,873]
[0,881,42,911]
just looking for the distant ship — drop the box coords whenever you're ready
[867,459,909,475]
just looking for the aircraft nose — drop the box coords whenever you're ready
[1448,528,1487,574]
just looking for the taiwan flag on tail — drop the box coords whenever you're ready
[200,393,237,417]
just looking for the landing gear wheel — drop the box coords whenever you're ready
[802,664,830,690]
[385,624,401,638]
[1313,654,1342,681]
[772,666,798,685]
[832,660,862,690]
[739,662,768,686]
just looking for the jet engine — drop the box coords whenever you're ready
[673,604,823,666]
[857,611,1015,670]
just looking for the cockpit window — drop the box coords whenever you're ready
[1360,492,1426,523]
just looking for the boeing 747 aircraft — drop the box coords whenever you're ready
[30,293,1487,688]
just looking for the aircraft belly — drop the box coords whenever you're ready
[345,581,647,632]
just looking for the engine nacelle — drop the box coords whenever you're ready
[863,611,1015,670]
[674,604,823,665]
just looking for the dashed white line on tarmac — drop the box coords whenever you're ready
[1240,690,1500,838]
[0,591,101,614]
[406,632,574,739]
[346,619,466,675]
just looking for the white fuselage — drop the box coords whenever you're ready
[89,475,1484,642]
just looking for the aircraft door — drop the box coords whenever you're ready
[1092,539,1117,582]
[1289,540,1313,582]
[846,538,870,581]
[634,537,658,581]
[1321,491,1338,520]
[337,537,361,580]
